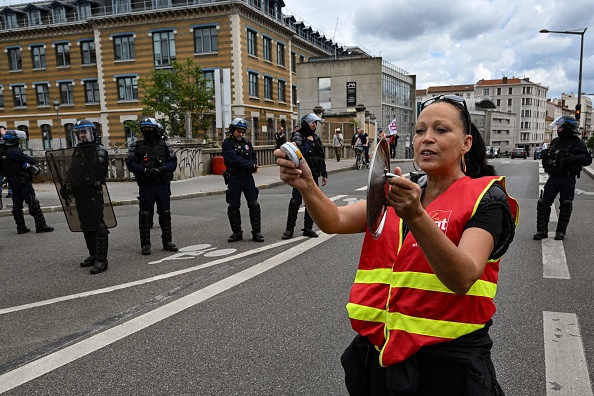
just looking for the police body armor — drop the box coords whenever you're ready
[542,137,582,178]
[46,145,117,232]
[293,130,325,176]
[131,140,174,183]
[225,138,255,175]
[0,146,27,177]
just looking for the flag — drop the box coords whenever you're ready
[387,117,398,135]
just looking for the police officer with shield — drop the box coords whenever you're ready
[0,129,54,235]
[534,115,592,240]
[127,117,179,255]
[221,118,264,243]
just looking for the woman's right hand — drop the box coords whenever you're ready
[274,148,314,191]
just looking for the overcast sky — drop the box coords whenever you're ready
[284,0,594,101]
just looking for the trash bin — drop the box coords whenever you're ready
[211,155,226,175]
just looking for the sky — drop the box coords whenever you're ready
[283,0,594,101]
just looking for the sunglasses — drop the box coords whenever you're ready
[420,94,472,135]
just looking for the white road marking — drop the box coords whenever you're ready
[298,194,347,212]
[542,237,570,279]
[0,233,335,392]
[543,311,593,396]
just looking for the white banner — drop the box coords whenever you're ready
[387,117,398,135]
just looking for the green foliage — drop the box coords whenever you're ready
[139,58,216,139]
[587,135,593,150]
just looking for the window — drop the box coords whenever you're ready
[4,11,18,28]
[124,120,137,146]
[35,84,50,106]
[264,76,273,100]
[152,0,171,8]
[17,126,29,149]
[203,70,215,90]
[64,123,74,148]
[152,30,176,67]
[194,26,218,54]
[84,80,100,103]
[52,5,66,23]
[483,88,490,96]
[8,48,22,71]
[263,36,272,61]
[508,87,513,94]
[59,81,75,104]
[247,29,257,56]
[278,80,286,102]
[0,86,4,108]
[277,43,285,66]
[80,41,96,65]
[31,45,46,69]
[28,9,41,26]
[248,72,258,97]
[291,51,296,73]
[117,76,138,101]
[13,85,27,107]
[496,99,501,107]
[113,0,131,13]
[78,1,91,19]
[55,43,70,67]
[496,88,502,95]
[319,77,331,110]
[41,124,52,150]
[114,35,135,60]
[507,98,512,106]
[292,85,297,106]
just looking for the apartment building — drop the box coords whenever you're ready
[558,93,593,140]
[0,0,336,151]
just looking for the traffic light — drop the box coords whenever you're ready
[575,104,581,120]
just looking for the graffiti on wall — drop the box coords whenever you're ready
[175,147,202,179]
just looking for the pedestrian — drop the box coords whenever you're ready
[377,128,386,142]
[389,132,399,160]
[333,128,344,162]
[281,113,327,239]
[533,115,592,241]
[351,128,360,148]
[126,116,179,255]
[57,120,112,274]
[0,130,54,234]
[275,94,519,395]
[359,128,370,164]
[274,127,286,149]
[221,118,264,243]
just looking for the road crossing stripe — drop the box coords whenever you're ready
[298,195,348,212]
[542,237,570,279]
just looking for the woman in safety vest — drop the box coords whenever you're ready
[275,94,519,395]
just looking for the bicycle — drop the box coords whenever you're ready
[354,145,364,170]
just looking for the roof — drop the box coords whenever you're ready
[476,78,523,86]
[427,84,475,93]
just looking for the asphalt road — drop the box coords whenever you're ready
[1,159,593,395]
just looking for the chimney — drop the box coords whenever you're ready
[502,77,508,84]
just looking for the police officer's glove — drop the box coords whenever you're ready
[144,168,159,178]
[60,184,73,200]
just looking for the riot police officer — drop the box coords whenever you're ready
[534,116,592,240]
[127,117,179,255]
[0,130,54,234]
[61,120,112,274]
[221,118,264,243]
[281,113,328,239]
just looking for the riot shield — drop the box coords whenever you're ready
[46,146,117,232]
[366,137,394,239]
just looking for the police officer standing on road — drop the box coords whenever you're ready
[534,115,592,241]
[281,113,327,239]
[0,129,54,234]
[127,117,179,255]
[222,118,264,243]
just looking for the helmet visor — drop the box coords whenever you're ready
[549,116,566,129]
[74,126,95,144]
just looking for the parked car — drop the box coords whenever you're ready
[486,146,499,158]
[533,147,542,160]
[511,147,527,159]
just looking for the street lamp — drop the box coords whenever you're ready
[52,98,63,149]
[539,28,587,121]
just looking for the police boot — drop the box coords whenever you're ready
[159,210,179,252]
[81,231,97,267]
[248,202,264,242]
[533,198,551,240]
[139,211,152,255]
[282,198,300,239]
[90,230,109,274]
[227,205,243,242]
[17,225,30,234]
[555,200,573,240]
[302,209,318,238]
[29,198,54,233]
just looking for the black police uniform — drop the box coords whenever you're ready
[535,130,592,240]
[282,125,328,239]
[0,134,53,234]
[127,130,178,255]
[221,132,263,242]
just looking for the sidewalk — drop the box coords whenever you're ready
[0,158,359,217]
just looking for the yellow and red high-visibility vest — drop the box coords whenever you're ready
[347,176,519,367]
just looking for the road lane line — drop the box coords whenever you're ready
[298,194,348,212]
[0,237,306,316]
[0,233,335,392]
[543,311,593,396]
[542,237,570,279]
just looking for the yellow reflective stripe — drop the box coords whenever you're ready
[354,268,392,285]
[346,303,386,324]
[391,271,497,298]
[386,311,485,339]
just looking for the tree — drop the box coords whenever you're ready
[139,58,215,140]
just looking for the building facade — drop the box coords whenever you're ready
[0,0,338,152]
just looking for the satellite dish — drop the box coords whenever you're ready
[366,137,396,239]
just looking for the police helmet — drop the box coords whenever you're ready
[229,118,248,134]
[301,113,321,130]
[139,116,162,140]
[74,119,97,145]
[549,116,579,135]
[2,129,26,146]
